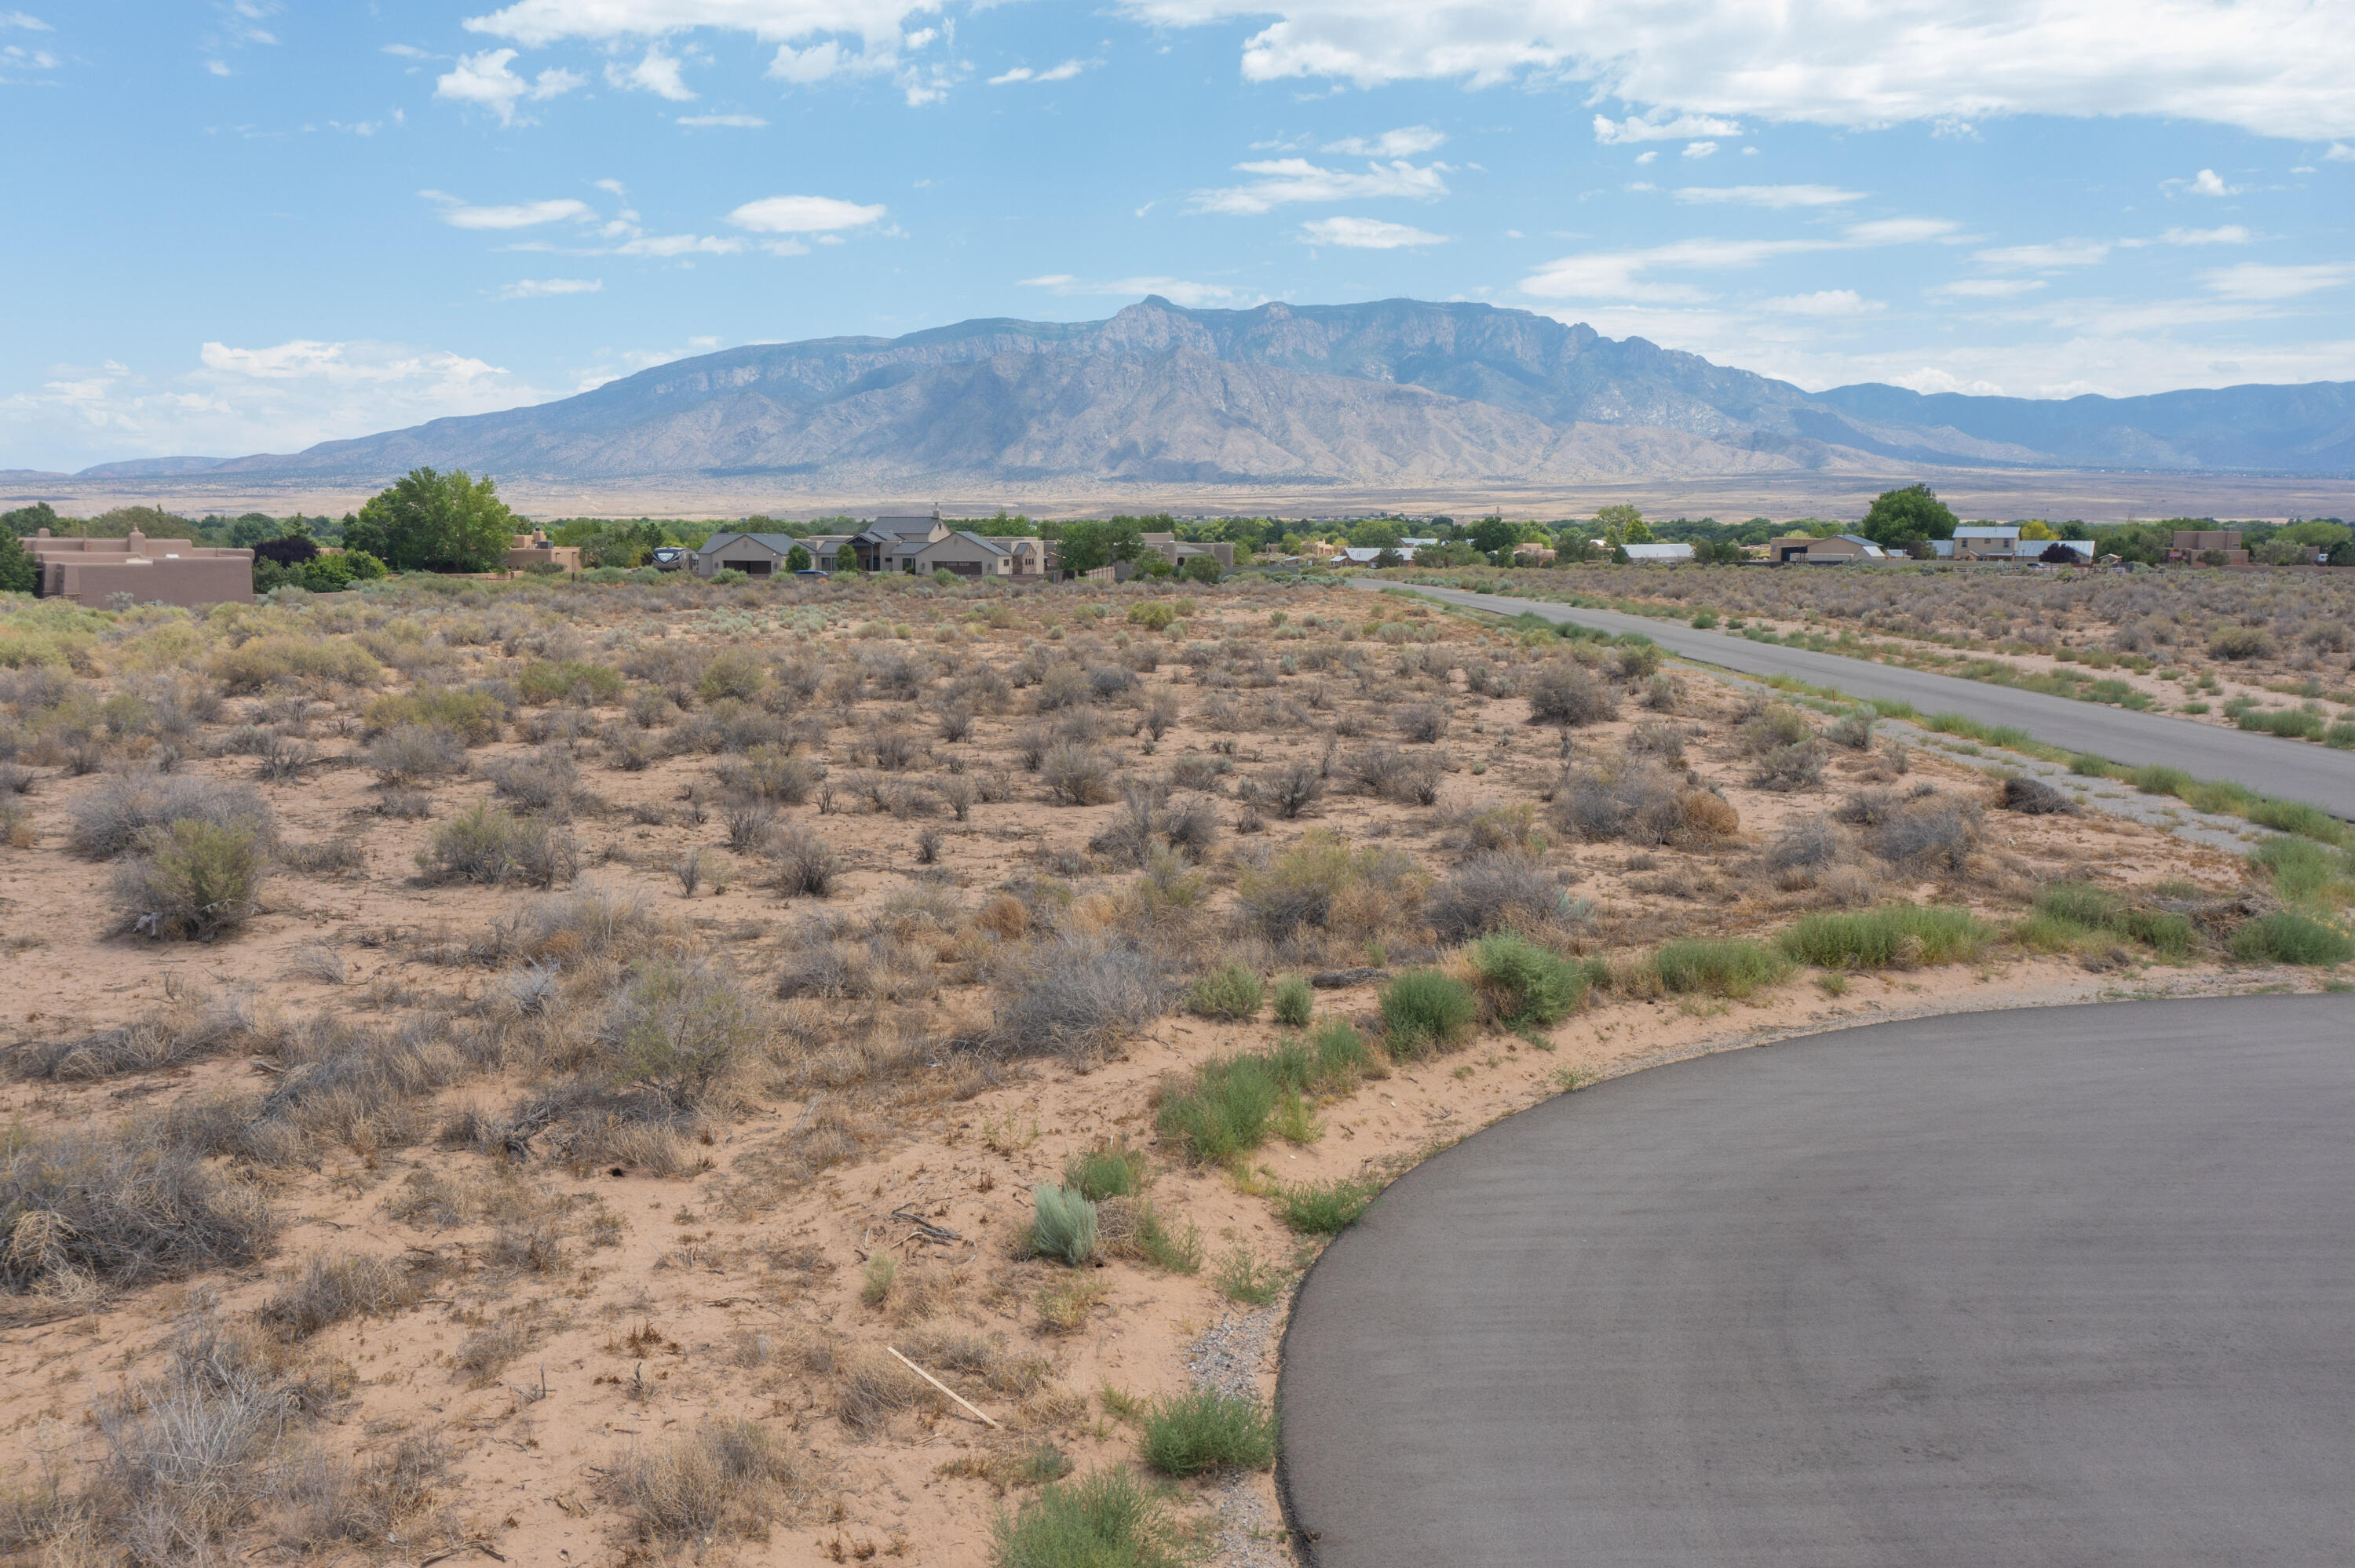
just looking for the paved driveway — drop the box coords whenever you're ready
[1279,997,2355,1566]
[1354,578,2355,818]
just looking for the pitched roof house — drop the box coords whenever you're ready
[692,531,806,577]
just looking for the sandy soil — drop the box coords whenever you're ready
[0,574,2317,1567]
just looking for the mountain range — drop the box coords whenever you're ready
[32,298,2355,488]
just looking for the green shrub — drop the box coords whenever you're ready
[1214,1245,1280,1305]
[517,658,624,706]
[1652,937,1791,997]
[367,687,505,744]
[710,567,749,585]
[1138,1390,1276,1477]
[2246,799,2346,842]
[2237,707,2326,740]
[2231,911,2353,966]
[1378,968,1478,1056]
[1187,961,1262,1019]
[111,819,266,939]
[991,1468,1192,1568]
[1029,1183,1100,1265]
[1156,1055,1278,1164]
[1782,904,1992,969]
[1305,1017,1374,1085]
[696,647,767,703]
[1269,972,1314,1027]
[1278,1177,1375,1234]
[603,961,758,1111]
[2125,764,2195,797]
[1469,933,1587,1023]
[1063,1143,1148,1202]
[1131,1205,1203,1274]
[2325,720,2355,750]
[2249,838,2350,900]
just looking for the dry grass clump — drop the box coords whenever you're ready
[480,746,584,815]
[364,724,468,784]
[615,1417,801,1542]
[69,773,275,859]
[1426,852,1583,942]
[1233,830,1428,950]
[257,1253,422,1340]
[991,934,1173,1060]
[416,802,578,886]
[835,1349,937,1435]
[1041,742,1115,805]
[1525,662,1619,726]
[1,1125,276,1296]
[596,961,763,1114]
[15,987,265,1080]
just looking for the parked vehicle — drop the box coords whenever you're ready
[794,567,831,578]
[651,546,688,571]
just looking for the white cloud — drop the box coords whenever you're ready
[1017,274,1261,308]
[0,39,58,72]
[677,111,766,126]
[1845,217,1961,243]
[2328,143,2355,162]
[2,11,53,28]
[496,277,603,298]
[1674,184,1865,207]
[0,339,551,470]
[990,57,1090,84]
[1634,150,1656,164]
[434,48,585,123]
[606,46,696,100]
[615,232,745,254]
[2157,224,2250,245]
[1321,125,1446,155]
[725,194,888,232]
[1681,140,1718,158]
[1299,215,1448,247]
[2180,166,2237,195]
[2200,261,2355,300]
[422,190,597,228]
[1594,110,1743,144]
[1189,157,1448,215]
[1123,0,2355,140]
[1761,289,1883,315]
[382,42,432,58]
[1930,278,2048,298]
[1973,239,2111,269]
[1520,217,1954,301]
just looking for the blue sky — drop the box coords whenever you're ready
[4,0,2352,470]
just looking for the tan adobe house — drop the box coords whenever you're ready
[2168,529,2249,564]
[505,532,582,572]
[28,527,254,607]
[1137,533,1235,572]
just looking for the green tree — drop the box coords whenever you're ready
[0,530,34,593]
[228,513,283,548]
[349,469,519,572]
[1181,554,1222,584]
[1347,520,1404,549]
[2,501,58,536]
[785,544,812,572]
[1055,519,1144,575]
[1596,504,1651,543]
[1860,484,1959,549]
[834,542,859,573]
[1467,515,1521,559]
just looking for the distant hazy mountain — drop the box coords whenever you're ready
[128,298,2355,486]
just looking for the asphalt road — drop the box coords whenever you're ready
[1354,578,2355,819]
[1277,997,2355,1567]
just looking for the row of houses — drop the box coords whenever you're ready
[691,511,1236,582]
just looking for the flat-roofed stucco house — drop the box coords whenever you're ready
[505,533,582,572]
[2168,529,2248,564]
[28,527,254,607]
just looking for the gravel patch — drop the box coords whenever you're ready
[1186,1306,1291,1567]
